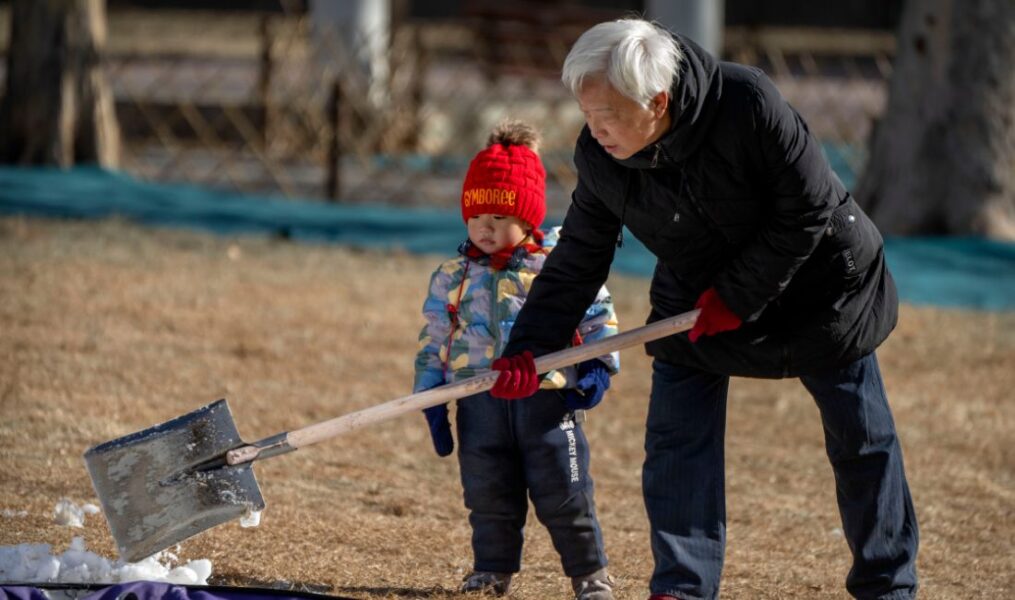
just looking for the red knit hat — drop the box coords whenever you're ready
[461,123,546,230]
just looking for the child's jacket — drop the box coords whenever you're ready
[414,227,619,393]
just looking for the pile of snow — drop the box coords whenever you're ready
[0,500,214,585]
[0,537,213,585]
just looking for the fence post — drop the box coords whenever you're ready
[646,0,724,57]
[406,24,425,150]
[325,79,342,201]
[258,14,273,150]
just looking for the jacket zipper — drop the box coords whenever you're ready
[618,170,634,248]
[491,267,503,355]
[650,143,662,168]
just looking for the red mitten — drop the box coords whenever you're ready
[490,351,539,399]
[689,287,743,343]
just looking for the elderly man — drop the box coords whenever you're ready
[489,18,919,600]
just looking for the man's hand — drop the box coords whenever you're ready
[490,350,539,399]
[689,287,742,343]
[564,360,611,410]
[422,403,454,457]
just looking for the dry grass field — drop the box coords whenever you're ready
[1,216,1013,599]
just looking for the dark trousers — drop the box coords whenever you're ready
[456,390,608,577]
[645,353,918,599]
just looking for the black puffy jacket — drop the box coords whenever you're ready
[503,34,897,378]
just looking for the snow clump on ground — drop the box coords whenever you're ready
[0,500,213,585]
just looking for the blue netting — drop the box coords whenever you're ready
[1,166,1012,311]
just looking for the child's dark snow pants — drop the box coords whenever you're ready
[455,389,607,577]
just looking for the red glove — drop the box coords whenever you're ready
[689,287,742,343]
[490,350,539,399]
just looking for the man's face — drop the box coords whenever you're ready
[576,77,670,160]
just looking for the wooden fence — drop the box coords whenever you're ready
[0,7,895,211]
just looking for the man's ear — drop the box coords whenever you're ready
[651,91,669,118]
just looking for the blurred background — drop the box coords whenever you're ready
[0,1,903,210]
[0,0,1013,272]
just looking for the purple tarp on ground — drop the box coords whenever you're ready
[1,584,355,600]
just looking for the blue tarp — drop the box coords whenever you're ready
[1,166,1013,311]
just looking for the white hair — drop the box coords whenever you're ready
[562,18,683,107]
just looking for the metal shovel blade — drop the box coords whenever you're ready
[84,399,265,562]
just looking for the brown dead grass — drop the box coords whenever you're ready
[1,216,1013,599]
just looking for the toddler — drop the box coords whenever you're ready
[413,121,620,599]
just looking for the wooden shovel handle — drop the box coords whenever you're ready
[228,309,698,464]
[289,308,699,446]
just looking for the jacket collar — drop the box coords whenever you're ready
[458,229,546,270]
[615,33,722,169]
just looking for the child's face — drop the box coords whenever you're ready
[467,214,530,254]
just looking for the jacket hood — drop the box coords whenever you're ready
[616,32,722,169]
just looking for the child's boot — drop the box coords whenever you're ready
[571,567,615,600]
[461,571,512,596]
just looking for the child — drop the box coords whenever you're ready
[413,120,620,600]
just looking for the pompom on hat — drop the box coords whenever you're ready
[461,120,547,230]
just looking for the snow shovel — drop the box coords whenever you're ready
[84,309,699,562]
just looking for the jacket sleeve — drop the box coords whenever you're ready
[576,283,621,375]
[713,72,842,322]
[413,263,454,393]
[503,144,623,359]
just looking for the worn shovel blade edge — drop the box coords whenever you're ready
[84,399,231,458]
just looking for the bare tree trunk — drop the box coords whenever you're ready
[0,0,120,167]
[856,0,1015,240]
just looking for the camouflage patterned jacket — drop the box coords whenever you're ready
[414,227,620,393]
